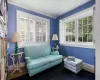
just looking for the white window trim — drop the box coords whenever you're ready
[17,10,50,48]
[60,42,94,48]
[59,7,94,49]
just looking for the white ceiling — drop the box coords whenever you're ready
[8,0,90,18]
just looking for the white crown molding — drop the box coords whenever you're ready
[8,0,57,19]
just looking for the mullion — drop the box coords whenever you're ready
[69,22,72,42]
[83,17,88,42]
[87,17,89,42]
[88,33,93,42]
[82,18,83,42]
[71,22,72,42]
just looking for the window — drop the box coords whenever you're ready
[66,21,75,42]
[19,17,28,45]
[35,21,47,42]
[78,16,93,42]
[59,8,94,48]
[17,11,50,47]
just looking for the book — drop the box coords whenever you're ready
[67,56,75,61]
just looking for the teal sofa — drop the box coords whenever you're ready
[24,44,62,77]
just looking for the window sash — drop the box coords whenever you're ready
[63,15,93,43]
[77,16,93,43]
[17,10,50,47]
[59,8,94,48]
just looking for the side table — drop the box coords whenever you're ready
[10,52,23,75]
[52,46,59,51]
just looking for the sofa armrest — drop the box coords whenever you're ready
[51,51,59,55]
[25,57,31,63]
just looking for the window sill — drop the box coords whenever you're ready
[18,42,49,48]
[60,42,94,49]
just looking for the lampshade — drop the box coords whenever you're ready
[52,34,58,41]
[11,32,22,42]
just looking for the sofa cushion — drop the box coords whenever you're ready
[27,57,49,70]
[44,55,62,62]
[24,44,51,59]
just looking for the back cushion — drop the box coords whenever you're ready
[24,44,51,59]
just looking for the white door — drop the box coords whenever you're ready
[95,0,100,80]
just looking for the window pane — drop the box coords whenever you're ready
[88,25,92,33]
[78,16,93,43]
[78,26,82,42]
[42,22,47,42]
[78,26,82,33]
[78,36,82,42]
[69,35,72,42]
[71,21,74,27]
[66,23,69,32]
[72,21,75,34]
[20,18,28,44]
[66,35,68,41]
[69,22,71,27]
[66,21,75,42]
[88,34,92,42]
[29,20,35,42]
[43,35,46,41]
[68,22,72,32]
[83,17,87,25]
[78,19,82,26]
[83,26,87,33]
[36,22,40,42]
[72,35,75,41]
[69,26,71,32]
[35,21,47,42]
[88,16,92,24]
[83,34,87,42]
[66,23,69,29]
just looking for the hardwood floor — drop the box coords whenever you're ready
[7,67,27,80]
[8,63,95,80]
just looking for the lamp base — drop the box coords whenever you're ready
[15,42,19,54]
[54,43,57,48]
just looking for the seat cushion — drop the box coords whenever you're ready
[44,55,62,62]
[27,57,49,70]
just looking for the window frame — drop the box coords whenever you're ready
[17,10,50,48]
[65,20,76,42]
[77,16,93,43]
[59,7,94,48]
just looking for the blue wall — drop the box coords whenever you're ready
[56,0,95,65]
[7,3,57,66]
[8,0,95,66]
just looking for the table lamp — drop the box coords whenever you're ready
[11,32,21,54]
[52,34,58,48]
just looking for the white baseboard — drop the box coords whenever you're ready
[8,62,25,71]
[83,62,95,73]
